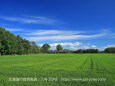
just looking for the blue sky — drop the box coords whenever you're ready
[0,0,115,50]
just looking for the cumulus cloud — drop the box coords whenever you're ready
[38,42,82,50]
[39,42,82,47]
[98,45,115,51]
[70,45,97,50]
[82,46,90,49]
[71,45,97,50]
[38,42,115,51]
[91,45,96,48]
[104,45,115,49]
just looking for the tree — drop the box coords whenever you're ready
[74,49,99,53]
[0,42,2,56]
[16,35,24,55]
[104,47,115,53]
[30,41,40,54]
[49,50,54,53]
[84,49,99,53]
[62,49,72,53]
[0,27,40,55]
[56,44,63,53]
[41,44,51,53]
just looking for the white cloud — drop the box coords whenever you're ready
[39,42,82,47]
[70,46,75,49]
[23,15,47,19]
[5,28,23,32]
[25,29,107,41]
[27,32,106,41]
[60,42,82,46]
[50,43,59,47]
[38,44,44,47]
[0,16,56,25]
[105,45,115,48]
[91,45,96,48]
[26,30,84,35]
[98,45,115,51]
[82,46,90,49]
[38,42,82,50]
[38,42,115,51]
[71,45,97,50]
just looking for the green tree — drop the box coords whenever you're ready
[30,41,40,54]
[62,49,71,53]
[0,27,40,55]
[49,50,54,53]
[104,47,115,53]
[0,42,2,56]
[56,44,63,53]
[41,44,51,53]
[16,35,24,55]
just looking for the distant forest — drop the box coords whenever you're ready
[0,27,115,55]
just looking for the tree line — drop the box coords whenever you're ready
[40,44,115,53]
[0,27,40,55]
[0,27,115,55]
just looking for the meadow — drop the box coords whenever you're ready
[0,54,115,86]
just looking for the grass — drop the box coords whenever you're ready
[0,54,115,86]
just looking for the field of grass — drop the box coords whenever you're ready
[0,54,115,86]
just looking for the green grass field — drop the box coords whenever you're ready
[0,54,115,86]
